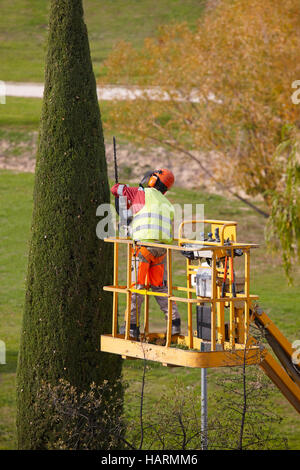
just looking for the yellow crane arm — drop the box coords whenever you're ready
[260,352,300,414]
[253,308,300,413]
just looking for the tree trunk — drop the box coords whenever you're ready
[16,0,122,449]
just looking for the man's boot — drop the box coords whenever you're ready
[119,323,140,339]
[171,318,181,335]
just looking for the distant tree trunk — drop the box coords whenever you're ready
[16,0,122,449]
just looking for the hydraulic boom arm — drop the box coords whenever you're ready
[253,308,300,413]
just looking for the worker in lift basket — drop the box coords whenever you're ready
[111,168,181,338]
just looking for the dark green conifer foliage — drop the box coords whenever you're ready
[16,0,122,449]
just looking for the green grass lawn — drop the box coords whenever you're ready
[0,168,300,449]
[1,97,300,449]
[0,0,206,83]
[0,171,33,449]
[0,97,42,130]
[0,96,124,132]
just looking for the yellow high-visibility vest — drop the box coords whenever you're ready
[132,188,174,244]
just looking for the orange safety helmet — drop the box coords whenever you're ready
[140,168,175,194]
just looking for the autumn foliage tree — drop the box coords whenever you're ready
[101,0,300,212]
[266,127,300,280]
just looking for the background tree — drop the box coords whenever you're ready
[209,365,288,450]
[35,379,126,450]
[16,0,122,449]
[266,127,300,281]
[116,359,287,450]
[102,0,300,215]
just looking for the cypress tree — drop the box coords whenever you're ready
[16,0,122,449]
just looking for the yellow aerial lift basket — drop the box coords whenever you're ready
[100,220,300,413]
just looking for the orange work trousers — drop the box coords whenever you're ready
[133,246,166,287]
[130,246,180,324]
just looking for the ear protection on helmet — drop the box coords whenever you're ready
[140,170,162,188]
[148,169,164,187]
[140,169,171,194]
[148,173,159,188]
[140,170,154,187]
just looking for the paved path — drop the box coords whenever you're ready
[5,81,156,101]
[4,81,221,103]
